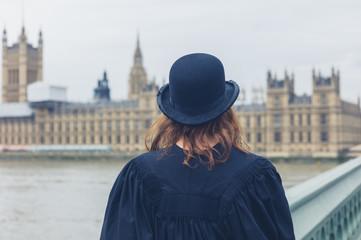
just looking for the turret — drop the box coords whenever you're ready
[38,30,43,47]
[312,68,341,106]
[2,28,7,46]
[266,70,295,108]
[19,26,27,42]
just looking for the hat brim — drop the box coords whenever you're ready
[157,80,239,125]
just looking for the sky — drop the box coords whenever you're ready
[0,0,360,103]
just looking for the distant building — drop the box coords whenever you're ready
[0,34,159,152]
[235,69,361,157]
[0,27,360,156]
[2,27,43,103]
[94,71,111,102]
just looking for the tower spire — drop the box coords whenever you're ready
[137,31,140,48]
[22,0,25,28]
[134,33,142,65]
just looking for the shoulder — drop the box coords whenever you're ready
[219,153,281,214]
[117,151,164,207]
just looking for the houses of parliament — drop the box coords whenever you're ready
[1,27,361,157]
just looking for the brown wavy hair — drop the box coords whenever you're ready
[144,108,249,170]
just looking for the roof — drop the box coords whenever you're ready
[290,94,312,104]
[234,103,265,112]
[315,77,331,86]
[0,102,34,118]
[269,80,284,88]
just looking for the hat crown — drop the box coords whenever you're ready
[169,53,225,108]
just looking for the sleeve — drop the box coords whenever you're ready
[100,159,154,240]
[222,159,295,240]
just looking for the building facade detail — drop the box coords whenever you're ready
[236,70,361,158]
[127,35,147,100]
[2,27,43,103]
[0,29,360,156]
[94,71,111,102]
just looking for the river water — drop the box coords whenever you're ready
[0,158,338,240]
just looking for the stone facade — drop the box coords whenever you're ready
[2,27,43,103]
[0,28,360,156]
[236,70,361,158]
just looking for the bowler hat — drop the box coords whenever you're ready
[157,53,239,125]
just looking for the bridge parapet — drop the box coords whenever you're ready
[286,156,361,240]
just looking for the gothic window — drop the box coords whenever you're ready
[75,136,78,144]
[321,132,328,142]
[257,133,262,143]
[82,122,86,131]
[117,135,121,144]
[117,121,121,130]
[74,122,78,131]
[290,132,294,143]
[299,114,302,126]
[274,132,282,143]
[321,94,327,104]
[135,120,139,130]
[99,121,103,131]
[135,135,139,144]
[126,121,130,130]
[8,69,19,85]
[108,136,112,144]
[290,114,294,126]
[247,133,251,142]
[299,132,303,142]
[307,114,311,125]
[145,120,151,129]
[308,132,311,143]
[246,117,250,128]
[100,136,103,144]
[108,121,112,131]
[66,122,70,131]
[274,96,280,106]
[273,115,282,127]
[257,116,261,127]
[126,135,130,144]
[320,114,328,125]
[83,136,86,144]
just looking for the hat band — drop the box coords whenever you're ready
[171,92,226,116]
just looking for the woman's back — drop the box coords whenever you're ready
[100,53,294,239]
[100,144,294,239]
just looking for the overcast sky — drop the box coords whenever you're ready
[0,0,360,103]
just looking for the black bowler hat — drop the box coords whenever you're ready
[157,53,239,125]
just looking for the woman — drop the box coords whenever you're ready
[100,53,295,239]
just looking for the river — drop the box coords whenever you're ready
[0,158,338,240]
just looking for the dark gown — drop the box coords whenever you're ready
[100,144,295,240]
